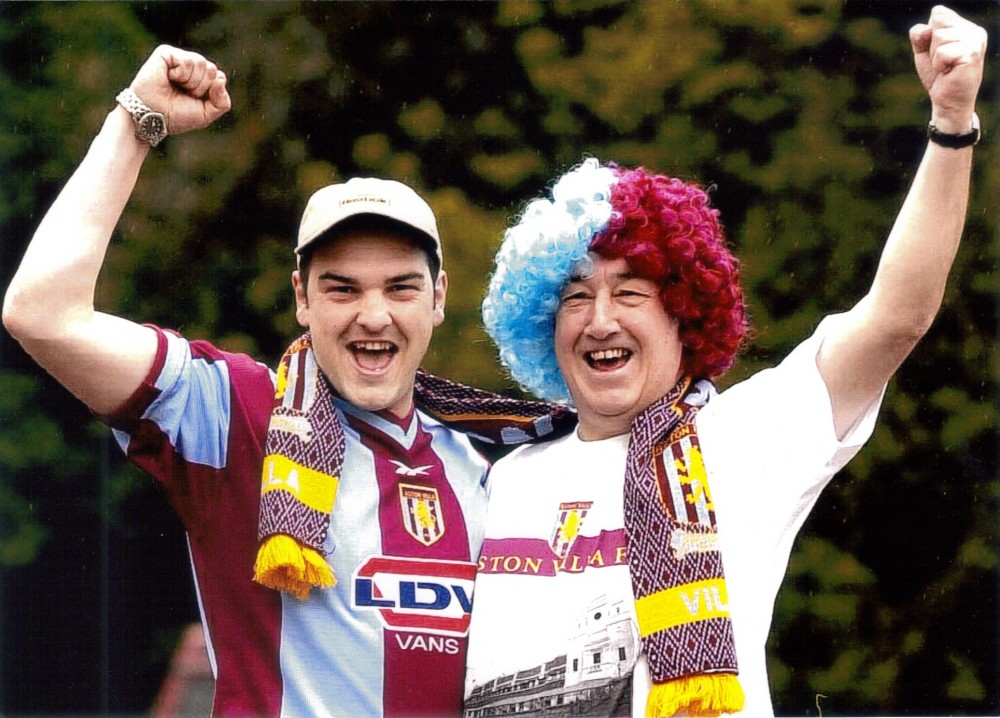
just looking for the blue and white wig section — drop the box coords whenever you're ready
[481,157,618,403]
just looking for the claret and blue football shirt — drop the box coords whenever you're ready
[108,327,489,717]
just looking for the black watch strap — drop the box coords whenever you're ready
[927,112,981,149]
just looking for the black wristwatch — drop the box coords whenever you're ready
[116,88,168,147]
[927,112,980,149]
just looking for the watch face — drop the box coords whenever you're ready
[138,112,167,144]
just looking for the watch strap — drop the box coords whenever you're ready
[115,88,168,147]
[927,112,981,149]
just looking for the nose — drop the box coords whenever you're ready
[585,291,619,340]
[357,291,392,331]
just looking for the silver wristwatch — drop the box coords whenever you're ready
[116,88,168,147]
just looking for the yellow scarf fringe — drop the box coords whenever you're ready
[646,674,745,717]
[253,534,336,600]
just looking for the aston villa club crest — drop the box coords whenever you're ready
[400,484,445,546]
[654,426,721,560]
[653,425,716,527]
[549,501,593,558]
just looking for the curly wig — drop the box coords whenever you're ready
[590,165,747,380]
[482,159,747,402]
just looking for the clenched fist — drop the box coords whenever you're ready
[910,6,987,133]
[128,45,232,137]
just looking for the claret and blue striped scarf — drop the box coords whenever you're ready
[625,376,744,716]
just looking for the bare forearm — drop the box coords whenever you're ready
[820,137,976,439]
[868,139,973,336]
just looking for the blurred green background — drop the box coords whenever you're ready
[1,1,996,715]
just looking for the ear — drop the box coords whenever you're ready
[292,270,310,328]
[432,269,448,327]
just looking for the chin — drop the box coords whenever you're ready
[354,384,413,415]
[336,385,383,408]
[589,402,639,422]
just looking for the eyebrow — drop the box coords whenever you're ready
[316,271,427,286]
[566,269,636,283]
[316,271,356,285]
[386,272,427,285]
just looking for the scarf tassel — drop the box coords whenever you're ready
[646,674,745,717]
[253,534,336,600]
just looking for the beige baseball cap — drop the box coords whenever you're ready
[296,177,442,267]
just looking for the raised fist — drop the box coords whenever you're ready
[129,44,232,136]
[910,6,987,131]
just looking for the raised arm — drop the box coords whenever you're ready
[3,45,231,415]
[817,6,987,439]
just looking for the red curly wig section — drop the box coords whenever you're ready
[589,166,748,379]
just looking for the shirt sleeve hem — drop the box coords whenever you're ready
[98,324,170,428]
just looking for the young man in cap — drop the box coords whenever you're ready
[3,44,559,717]
[464,6,986,717]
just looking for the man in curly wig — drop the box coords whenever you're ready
[465,6,986,717]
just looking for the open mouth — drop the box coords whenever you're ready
[350,340,398,372]
[585,348,632,371]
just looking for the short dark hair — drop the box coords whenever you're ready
[298,214,441,297]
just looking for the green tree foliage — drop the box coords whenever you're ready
[2,1,996,714]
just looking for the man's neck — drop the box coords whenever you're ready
[375,403,416,430]
[576,416,630,442]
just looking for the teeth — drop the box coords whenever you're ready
[354,341,394,352]
[588,348,628,361]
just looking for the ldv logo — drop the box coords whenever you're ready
[352,555,476,636]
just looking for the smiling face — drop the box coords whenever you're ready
[292,227,446,418]
[555,255,683,440]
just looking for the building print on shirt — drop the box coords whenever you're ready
[464,594,637,717]
[469,499,637,716]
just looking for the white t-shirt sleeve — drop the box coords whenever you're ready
[697,314,886,594]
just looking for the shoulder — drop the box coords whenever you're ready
[490,430,622,485]
[699,316,842,426]
[495,430,578,465]
[112,325,275,433]
[159,328,275,391]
